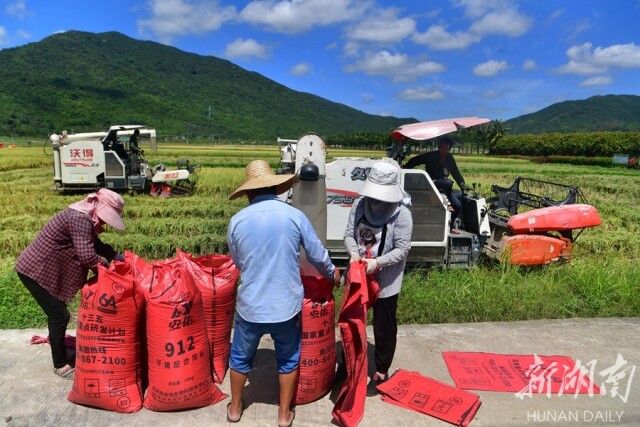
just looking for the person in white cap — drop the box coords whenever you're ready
[226,160,340,427]
[343,161,413,396]
[15,189,126,379]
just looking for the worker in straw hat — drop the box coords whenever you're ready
[15,188,127,380]
[226,160,340,426]
[342,161,413,396]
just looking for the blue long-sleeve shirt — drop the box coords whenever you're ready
[227,195,335,323]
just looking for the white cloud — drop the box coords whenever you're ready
[16,29,31,39]
[290,63,311,76]
[557,42,640,75]
[398,87,445,101]
[545,9,564,25]
[453,0,506,19]
[0,26,8,45]
[473,60,508,77]
[240,0,366,34]
[346,9,416,44]
[415,2,532,50]
[522,59,537,70]
[138,0,237,44]
[345,50,445,82]
[483,89,499,98]
[5,0,29,19]
[224,38,270,59]
[563,19,591,42]
[469,8,533,37]
[580,76,612,87]
[412,25,480,50]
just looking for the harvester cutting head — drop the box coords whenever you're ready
[483,176,601,265]
[149,159,200,198]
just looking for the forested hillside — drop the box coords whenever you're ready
[0,31,414,139]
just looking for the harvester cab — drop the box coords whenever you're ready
[277,132,492,268]
[50,125,198,197]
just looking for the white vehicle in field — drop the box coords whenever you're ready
[50,125,199,197]
[277,130,492,267]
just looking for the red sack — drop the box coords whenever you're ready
[294,274,336,405]
[143,259,226,411]
[177,250,239,384]
[125,250,154,290]
[378,369,482,427]
[68,262,145,413]
[332,261,375,427]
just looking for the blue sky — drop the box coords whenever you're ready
[1,0,640,122]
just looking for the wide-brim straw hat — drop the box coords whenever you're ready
[229,160,297,200]
[359,161,404,203]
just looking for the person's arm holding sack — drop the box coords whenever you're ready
[299,211,338,285]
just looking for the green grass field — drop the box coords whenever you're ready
[1,141,638,328]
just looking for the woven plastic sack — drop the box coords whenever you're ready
[177,250,239,383]
[294,274,336,405]
[68,261,145,412]
[143,259,226,411]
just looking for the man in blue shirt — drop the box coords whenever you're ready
[226,160,340,427]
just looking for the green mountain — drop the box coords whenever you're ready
[0,31,415,139]
[506,95,640,134]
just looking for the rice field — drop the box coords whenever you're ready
[1,142,638,328]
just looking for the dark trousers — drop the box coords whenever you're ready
[17,272,71,369]
[434,178,461,226]
[372,294,398,374]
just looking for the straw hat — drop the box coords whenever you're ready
[359,162,404,203]
[229,160,297,200]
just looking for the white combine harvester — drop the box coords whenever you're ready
[50,125,199,197]
[277,125,492,268]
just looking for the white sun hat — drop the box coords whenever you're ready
[359,162,404,203]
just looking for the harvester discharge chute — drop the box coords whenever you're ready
[483,177,601,265]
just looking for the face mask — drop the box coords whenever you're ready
[368,198,389,214]
[94,223,104,234]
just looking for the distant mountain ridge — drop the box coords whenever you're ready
[505,95,640,134]
[1,31,638,138]
[0,31,414,139]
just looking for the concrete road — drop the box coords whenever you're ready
[1,318,638,427]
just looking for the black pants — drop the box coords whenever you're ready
[372,294,398,374]
[17,272,70,369]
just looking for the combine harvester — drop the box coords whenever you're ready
[277,118,494,268]
[277,119,601,267]
[49,125,199,197]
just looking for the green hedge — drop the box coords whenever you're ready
[493,132,640,157]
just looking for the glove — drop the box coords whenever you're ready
[349,252,360,263]
[363,258,378,275]
[333,268,342,287]
[460,183,471,192]
[113,253,125,262]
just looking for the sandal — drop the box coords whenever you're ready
[278,408,295,427]
[53,365,74,380]
[226,400,244,423]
